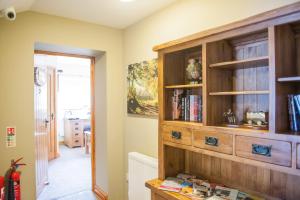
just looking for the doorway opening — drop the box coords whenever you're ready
[34,51,96,200]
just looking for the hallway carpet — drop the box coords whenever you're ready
[38,145,97,200]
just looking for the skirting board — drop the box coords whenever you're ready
[94,185,108,200]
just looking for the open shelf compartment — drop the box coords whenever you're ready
[165,83,203,89]
[274,21,300,135]
[162,145,276,199]
[206,29,269,130]
[164,45,203,124]
[209,55,269,69]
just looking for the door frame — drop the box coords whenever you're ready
[34,50,97,192]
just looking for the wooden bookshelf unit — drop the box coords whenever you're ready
[146,3,300,200]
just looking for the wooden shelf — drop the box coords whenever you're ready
[163,120,203,128]
[165,84,202,89]
[209,90,269,96]
[209,56,269,69]
[220,124,269,131]
[277,76,300,82]
[276,130,300,136]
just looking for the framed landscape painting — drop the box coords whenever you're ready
[127,59,158,116]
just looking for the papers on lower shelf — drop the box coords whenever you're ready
[214,186,238,200]
[157,173,265,200]
[158,177,184,192]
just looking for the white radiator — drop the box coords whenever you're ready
[128,152,158,200]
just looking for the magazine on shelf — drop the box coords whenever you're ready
[237,191,264,200]
[158,177,184,192]
[214,186,238,200]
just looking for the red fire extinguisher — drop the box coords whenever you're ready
[11,172,20,200]
[0,176,4,200]
[2,158,26,200]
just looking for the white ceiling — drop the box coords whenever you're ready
[0,0,177,28]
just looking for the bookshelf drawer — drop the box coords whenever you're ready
[72,138,82,147]
[193,129,233,154]
[236,136,292,167]
[162,125,192,146]
[70,120,81,127]
[72,125,82,132]
[72,131,81,137]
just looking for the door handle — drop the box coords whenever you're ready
[51,113,55,120]
[45,119,50,128]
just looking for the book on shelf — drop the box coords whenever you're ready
[288,94,300,132]
[172,89,185,120]
[171,89,202,122]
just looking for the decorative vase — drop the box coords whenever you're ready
[186,58,202,84]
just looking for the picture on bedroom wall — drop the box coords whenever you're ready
[127,59,158,116]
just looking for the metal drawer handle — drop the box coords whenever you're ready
[171,131,181,140]
[75,140,79,143]
[75,123,79,125]
[205,136,218,146]
[75,127,79,130]
[252,144,272,157]
[75,133,79,136]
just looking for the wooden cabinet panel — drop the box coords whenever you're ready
[72,125,82,132]
[153,193,168,200]
[72,137,82,147]
[73,131,81,137]
[297,144,300,169]
[236,136,292,167]
[162,125,192,146]
[193,128,233,154]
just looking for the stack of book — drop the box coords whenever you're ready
[172,89,202,122]
[288,94,300,132]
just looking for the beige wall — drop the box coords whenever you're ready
[95,53,109,193]
[123,0,299,199]
[0,12,124,200]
